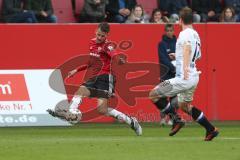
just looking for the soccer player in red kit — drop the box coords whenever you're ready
[48,22,142,136]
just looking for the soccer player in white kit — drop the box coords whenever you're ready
[149,7,219,141]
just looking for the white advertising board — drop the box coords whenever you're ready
[0,70,71,126]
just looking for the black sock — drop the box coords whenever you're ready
[164,105,181,123]
[168,96,181,123]
[191,107,215,132]
[154,98,168,110]
[154,98,181,123]
[160,101,180,123]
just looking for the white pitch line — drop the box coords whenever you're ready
[1,137,240,143]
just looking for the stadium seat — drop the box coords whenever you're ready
[137,0,158,15]
[74,0,84,15]
[51,0,76,23]
[220,0,225,7]
[72,0,84,22]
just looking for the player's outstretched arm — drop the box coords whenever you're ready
[67,65,88,78]
[67,69,78,78]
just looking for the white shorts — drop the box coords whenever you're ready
[155,75,199,103]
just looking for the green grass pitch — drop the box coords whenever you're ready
[0,122,239,160]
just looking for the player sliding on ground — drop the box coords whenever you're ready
[47,22,142,136]
[149,7,219,141]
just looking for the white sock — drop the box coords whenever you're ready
[107,108,132,125]
[69,95,82,112]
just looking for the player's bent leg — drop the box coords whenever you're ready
[151,97,185,136]
[47,85,90,123]
[99,98,142,136]
[189,105,219,141]
[149,82,185,136]
[170,96,179,109]
[69,86,90,110]
[69,86,90,113]
[166,101,185,136]
[97,98,109,115]
[179,100,219,141]
[107,107,142,136]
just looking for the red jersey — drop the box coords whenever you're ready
[87,38,117,77]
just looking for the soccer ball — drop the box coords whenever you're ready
[65,110,82,124]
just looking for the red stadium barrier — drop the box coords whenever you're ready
[0,24,239,121]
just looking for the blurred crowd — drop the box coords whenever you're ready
[1,0,57,23]
[1,0,240,23]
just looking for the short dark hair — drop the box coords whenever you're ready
[179,7,193,25]
[164,23,174,31]
[98,22,110,33]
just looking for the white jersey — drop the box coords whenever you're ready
[175,28,201,78]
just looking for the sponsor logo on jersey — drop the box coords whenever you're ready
[90,52,100,58]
